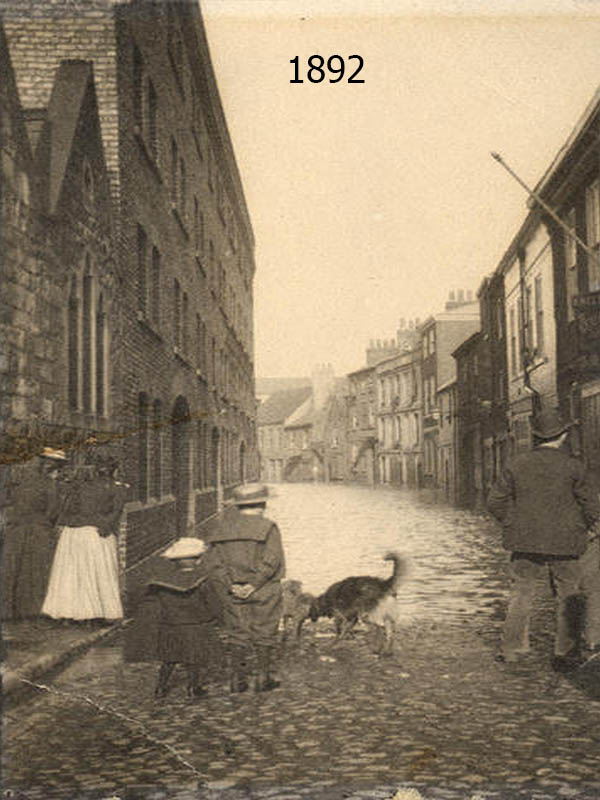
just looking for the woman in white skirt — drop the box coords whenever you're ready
[42,454,127,622]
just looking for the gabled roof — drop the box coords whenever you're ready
[284,396,314,429]
[257,386,312,426]
[43,60,95,214]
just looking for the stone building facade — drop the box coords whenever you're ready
[419,293,480,487]
[1,25,118,470]
[346,365,377,485]
[2,0,258,575]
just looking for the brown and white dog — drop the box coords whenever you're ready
[308,552,406,654]
[282,553,406,654]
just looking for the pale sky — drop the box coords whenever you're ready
[200,1,600,379]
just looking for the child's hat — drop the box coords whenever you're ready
[161,537,207,559]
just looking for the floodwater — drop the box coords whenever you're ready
[266,482,507,625]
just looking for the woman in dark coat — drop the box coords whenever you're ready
[1,448,65,620]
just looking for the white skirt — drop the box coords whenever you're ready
[42,526,124,620]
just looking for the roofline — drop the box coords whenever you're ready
[452,329,482,359]
[534,84,600,199]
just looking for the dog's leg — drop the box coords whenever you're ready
[382,616,396,656]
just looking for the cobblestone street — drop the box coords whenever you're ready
[3,484,600,800]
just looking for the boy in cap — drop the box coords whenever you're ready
[207,483,285,693]
[147,537,222,701]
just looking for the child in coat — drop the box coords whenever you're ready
[147,538,222,701]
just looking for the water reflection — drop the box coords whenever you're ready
[267,483,507,624]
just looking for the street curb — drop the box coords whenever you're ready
[1,619,128,700]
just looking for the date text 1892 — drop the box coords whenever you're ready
[290,55,364,84]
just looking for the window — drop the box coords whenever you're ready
[151,246,160,327]
[496,299,504,339]
[152,399,162,498]
[96,294,105,416]
[535,275,544,356]
[137,224,147,314]
[68,259,108,416]
[196,420,205,489]
[564,208,578,321]
[82,266,93,413]
[68,276,79,410]
[525,285,533,353]
[585,179,600,291]
[138,393,149,503]
[510,307,516,377]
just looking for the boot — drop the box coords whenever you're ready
[154,662,175,698]
[229,646,250,693]
[186,666,208,702]
[254,645,281,693]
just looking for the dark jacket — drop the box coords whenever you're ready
[57,476,126,536]
[206,507,285,590]
[487,446,600,556]
[125,558,222,663]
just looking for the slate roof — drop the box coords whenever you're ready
[257,386,312,426]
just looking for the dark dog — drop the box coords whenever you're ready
[308,552,406,652]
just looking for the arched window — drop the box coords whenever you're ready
[68,276,79,409]
[82,259,93,413]
[138,393,149,502]
[96,293,105,416]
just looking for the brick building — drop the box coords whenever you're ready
[533,88,600,479]
[2,0,258,576]
[419,291,480,487]
[1,25,118,468]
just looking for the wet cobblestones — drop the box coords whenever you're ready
[3,484,600,799]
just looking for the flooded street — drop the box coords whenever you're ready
[4,483,600,800]
[269,483,506,622]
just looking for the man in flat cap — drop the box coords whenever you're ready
[207,483,285,692]
[488,407,600,670]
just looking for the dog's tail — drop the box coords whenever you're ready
[383,551,406,594]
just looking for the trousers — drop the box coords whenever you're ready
[502,539,600,658]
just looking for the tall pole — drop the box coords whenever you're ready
[491,152,600,267]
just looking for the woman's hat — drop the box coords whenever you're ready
[161,538,207,559]
[40,447,67,461]
[233,482,269,506]
[531,407,573,440]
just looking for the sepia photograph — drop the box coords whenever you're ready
[1,0,600,798]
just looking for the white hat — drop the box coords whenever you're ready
[161,537,207,559]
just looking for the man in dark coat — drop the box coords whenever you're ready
[207,483,285,693]
[488,408,600,670]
